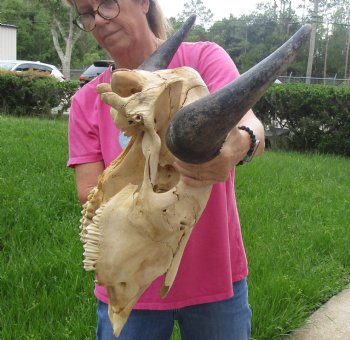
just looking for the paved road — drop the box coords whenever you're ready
[287,286,350,339]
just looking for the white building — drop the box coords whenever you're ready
[0,23,17,60]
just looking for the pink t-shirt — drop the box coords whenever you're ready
[68,42,248,310]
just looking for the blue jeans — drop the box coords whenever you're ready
[97,278,251,340]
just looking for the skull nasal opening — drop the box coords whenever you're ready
[111,70,146,98]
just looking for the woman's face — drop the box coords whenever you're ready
[74,0,151,57]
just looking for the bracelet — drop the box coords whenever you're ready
[237,126,258,165]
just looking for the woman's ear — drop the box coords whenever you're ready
[141,0,150,13]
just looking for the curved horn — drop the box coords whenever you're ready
[138,15,196,71]
[166,24,312,164]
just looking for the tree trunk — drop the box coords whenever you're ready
[306,0,319,84]
[344,28,350,79]
[344,5,350,79]
[323,25,329,84]
[50,7,81,80]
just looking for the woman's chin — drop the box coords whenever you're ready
[104,36,130,52]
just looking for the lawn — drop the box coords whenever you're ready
[0,115,349,339]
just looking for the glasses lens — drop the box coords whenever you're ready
[77,14,95,32]
[99,0,120,19]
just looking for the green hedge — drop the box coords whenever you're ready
[2,72,350,156]
[0,70,79,116]
[254,83,350,156]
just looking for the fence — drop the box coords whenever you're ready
[278,74,350,86]
[67,68,350,86]
[70,69,84,81]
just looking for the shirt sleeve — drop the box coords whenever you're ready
[67,88,103,168]
[194,42,240,93]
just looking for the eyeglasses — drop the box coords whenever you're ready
[73,0,120,32]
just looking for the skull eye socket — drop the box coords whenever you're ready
[111,70,145,97]
[114,86,143,97]
[130,87,142,95]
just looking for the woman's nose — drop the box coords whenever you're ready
[94,11,110,26]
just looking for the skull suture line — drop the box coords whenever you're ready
[80,67,213,336]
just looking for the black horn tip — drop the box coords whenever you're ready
[138,15,197,71]
[183,14,196,29]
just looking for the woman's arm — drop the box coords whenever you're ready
[173,109,265,187]
[235,109,265,158]
[75,161,105,204]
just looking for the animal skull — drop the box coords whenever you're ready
[80,67,212,336]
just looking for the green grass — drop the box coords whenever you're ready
[0,115,349,339]
[236,150,350,339]
[0,115,95,339]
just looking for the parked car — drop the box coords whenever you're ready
[79,60,113,87]
[0,60,65,81]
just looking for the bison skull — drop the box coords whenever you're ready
[80,67,212,336]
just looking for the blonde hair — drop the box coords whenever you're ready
[146,0,172,39]
[66,0,173,39]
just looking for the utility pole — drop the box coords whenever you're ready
[344,4,350,79]
[306,0,319,84]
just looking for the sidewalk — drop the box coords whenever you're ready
[287,285,350,339]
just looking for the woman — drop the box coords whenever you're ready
[67,0,265,339]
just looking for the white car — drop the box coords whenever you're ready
[0,60,65,81]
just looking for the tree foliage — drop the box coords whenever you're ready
[0,0,106,78]
[178,0,214,28]
[0,0,350,80]
[254,83,350,155]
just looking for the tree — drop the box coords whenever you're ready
[0,0,106,77]
[305,0,319,83]
[208,16,248,68]
[42,0,82,79]
[178,0,214,29]
[327,23,348,77]
[321,0,350,79]
[343,4,350,78]
[2,0,350,80]
[0,0,59,63]
[323,22,330,82]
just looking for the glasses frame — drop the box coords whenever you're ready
[73,0,121,32]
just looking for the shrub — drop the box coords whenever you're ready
[254,83,350,156]
[0,70,79,116]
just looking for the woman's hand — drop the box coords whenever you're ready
[173,126,251,187]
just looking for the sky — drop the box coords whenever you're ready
[157,0,261,21]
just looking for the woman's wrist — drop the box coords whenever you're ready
[237,126,260,165]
